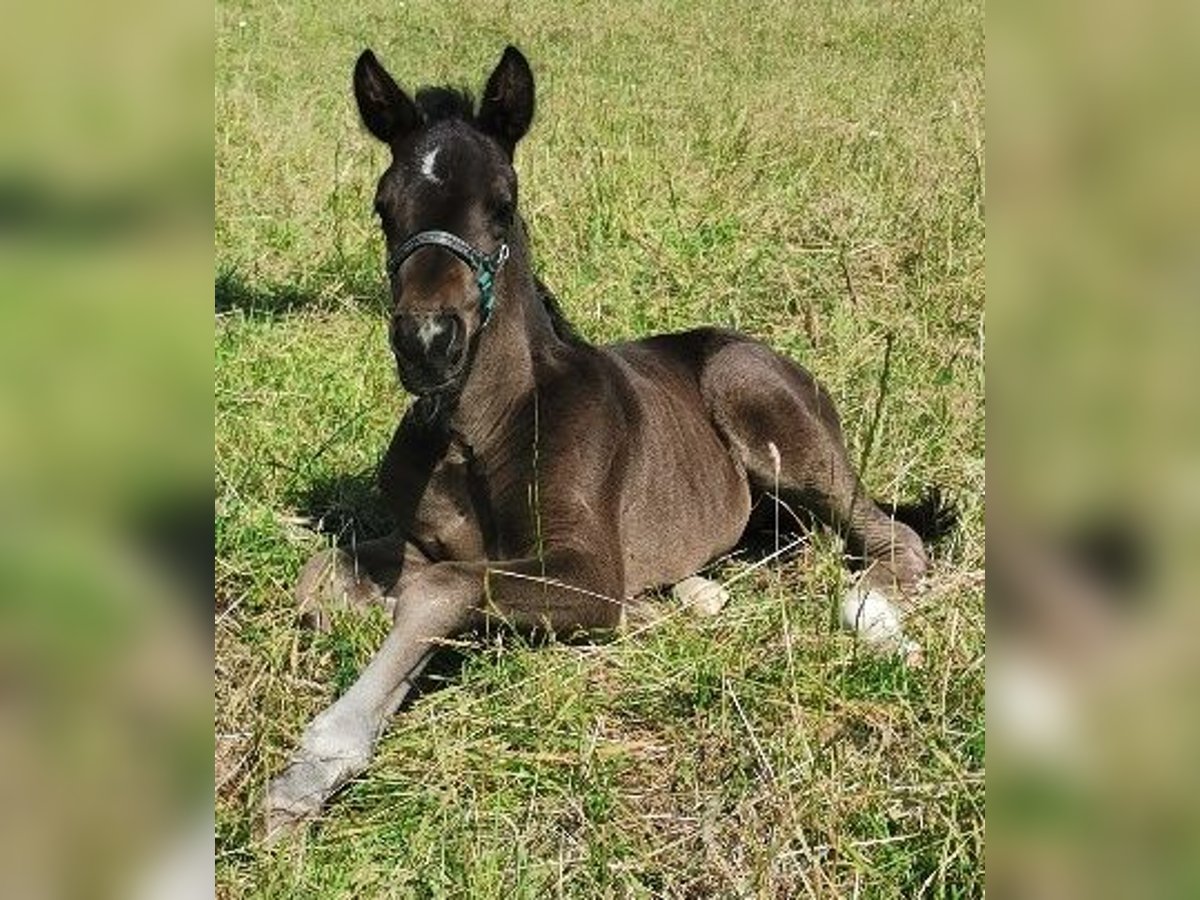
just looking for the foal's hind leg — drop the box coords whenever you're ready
[702,342,929,661]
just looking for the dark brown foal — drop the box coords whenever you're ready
[265,46,946,837]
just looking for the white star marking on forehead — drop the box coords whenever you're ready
[420,146,442,184]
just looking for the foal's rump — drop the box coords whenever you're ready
[609,326,847,498]
[595,326,861,590]
[609,327,937,586]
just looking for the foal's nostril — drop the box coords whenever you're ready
[391,312,464,367]
[427,313,460,358]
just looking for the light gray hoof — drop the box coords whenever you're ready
[263,715,372,844]
[840,585,923,667]
[263,758,327,844]
[673,576,730,617]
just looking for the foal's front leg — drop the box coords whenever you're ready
[264,548,623,839]
[265,570,473,840]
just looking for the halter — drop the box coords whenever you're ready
[387,231,511,326]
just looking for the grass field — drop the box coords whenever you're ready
[215,1,984,896]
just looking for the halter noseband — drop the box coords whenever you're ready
[387,231,510,326]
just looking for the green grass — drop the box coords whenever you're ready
[216,0,984,895]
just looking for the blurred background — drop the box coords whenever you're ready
[990,0,1200,896]
[0,0,1197,895]
[0,0,213,897]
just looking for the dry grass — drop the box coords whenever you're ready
[216,0,984,895]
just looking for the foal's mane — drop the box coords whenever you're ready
[533,275,585,346]
[412,82,587,348]
[414,86,476,123]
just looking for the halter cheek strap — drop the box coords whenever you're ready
[387,230,511,325]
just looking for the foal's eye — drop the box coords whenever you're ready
[492,200,515,227]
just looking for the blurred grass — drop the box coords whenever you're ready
[0,1,214,896]
[216,0,983,895]
[988,2,1200,898]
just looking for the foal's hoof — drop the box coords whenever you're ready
[841,585,924,667]
[262,755,341,845]
[673,576,730,617]
[263,801,307,846]
[263,768,320,845]
[263,713,373,844]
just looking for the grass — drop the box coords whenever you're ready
[216,0,984,896]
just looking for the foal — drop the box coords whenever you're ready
[265,45,945,836]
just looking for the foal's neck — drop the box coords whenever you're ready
[449,238,557,450]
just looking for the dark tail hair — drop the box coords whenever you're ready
[877,486,957,544]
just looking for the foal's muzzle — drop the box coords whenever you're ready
[390,311,467,394]
[385,230,510,396]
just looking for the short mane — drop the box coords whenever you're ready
[414,86,476,123]
[534,276,585,346]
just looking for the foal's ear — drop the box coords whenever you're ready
[353,49,418,145]
[478,45,535,158]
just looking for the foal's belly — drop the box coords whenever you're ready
[618,395,752,595]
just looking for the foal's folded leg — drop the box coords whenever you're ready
[294,532,429,630]
[264,548,625,839]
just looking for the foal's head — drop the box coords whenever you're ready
[354,46,535,396]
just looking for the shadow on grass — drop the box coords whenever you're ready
[291,466,394,543]
[729,487,959,572]
[215,263,387,318]
[216,267,313,317]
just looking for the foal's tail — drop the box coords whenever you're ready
[874,485,957,545]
